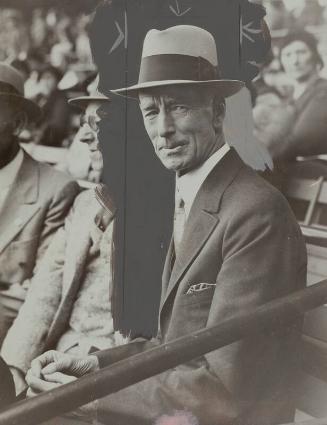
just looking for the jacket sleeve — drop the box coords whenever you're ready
[95,196,307,425]
[1,219,69,374]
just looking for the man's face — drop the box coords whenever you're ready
[139,86,224,173]
[281,40,316,82]
[0,100,19,158]
[78,102,103,172]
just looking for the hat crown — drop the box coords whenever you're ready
[87,74,105,98]
[0,63,24,95]
[142,25,218,67]
[111,24,244,99]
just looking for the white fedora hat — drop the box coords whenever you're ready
[0,62,41,121]
[111,25,244,98]
[68,75,110,109]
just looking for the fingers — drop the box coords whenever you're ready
[26,370,59,394]
[30,350,58,379]
[29,351,94,383]
[41,354,72,375]
[25,370,76,398]
[43,372,76,385]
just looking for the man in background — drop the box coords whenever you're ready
[0,63,79,344]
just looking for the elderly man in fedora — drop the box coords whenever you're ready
[1,86,128,397]
[27,26,306,425]
[0,63,79,344]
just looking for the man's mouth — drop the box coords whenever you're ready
[160,143,186,154]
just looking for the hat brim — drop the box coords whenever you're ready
[68,95,110,109]
[0,93,41,122]
[111,79,244,99]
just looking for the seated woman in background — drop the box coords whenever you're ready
[278,31,327,159]
[254,31,327,192]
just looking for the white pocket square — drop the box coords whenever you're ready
[186,283,216,295]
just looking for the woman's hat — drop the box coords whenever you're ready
[111,25,244,98]
[0,62,41,121]
[68,74,110,109]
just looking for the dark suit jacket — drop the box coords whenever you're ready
[0,356,14,409]
[0,150,79,340]
[0,151,79,288]
[95,149,307,425]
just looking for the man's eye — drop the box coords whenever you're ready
[144,110,158,118]
[171,105,187,113]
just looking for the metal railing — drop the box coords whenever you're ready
[1,279,327,425]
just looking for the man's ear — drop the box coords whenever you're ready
[212,97,225,133]
[12,112,27,136]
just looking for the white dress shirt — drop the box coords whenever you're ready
[176,144,230,219]
[0,148,24,213]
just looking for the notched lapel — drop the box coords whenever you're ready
[161,149,244,311]
[163,209,219,306]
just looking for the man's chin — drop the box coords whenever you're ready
[160,159,185,173]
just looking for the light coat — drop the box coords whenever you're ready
[1,189,116,373]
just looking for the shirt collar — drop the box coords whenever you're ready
[0,148,24,191]
[176,143,230,218]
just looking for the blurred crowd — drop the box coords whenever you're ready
[0,1,326,189]
[255,0,327,30]
[0,8,96,160]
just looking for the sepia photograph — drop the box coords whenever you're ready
[0,1,326,424]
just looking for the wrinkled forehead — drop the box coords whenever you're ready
[138,85,212,108]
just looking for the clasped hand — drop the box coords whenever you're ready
[26,350,99,397]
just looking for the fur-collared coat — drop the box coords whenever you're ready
[1,189,120,374]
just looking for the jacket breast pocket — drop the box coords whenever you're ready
[169,286,215,339]
[180,285,215,306]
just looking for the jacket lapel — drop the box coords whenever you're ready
[45,236,91,351]
[160,236,174,308]
[45,193,97,349]
[160,149,244,311]
[0,152,40,254]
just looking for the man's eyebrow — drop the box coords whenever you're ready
[141,104,157,111]
[139,99,157,110]
[139,95,190,110]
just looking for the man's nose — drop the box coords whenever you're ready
[79,125,95,144]
[157,110,175,139]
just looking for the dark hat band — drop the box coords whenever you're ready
[138,54,220,84]
[0,81,21,96]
